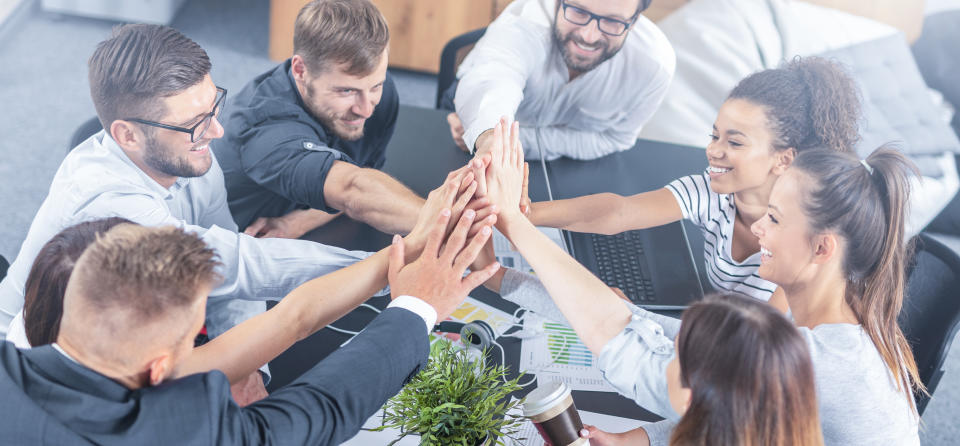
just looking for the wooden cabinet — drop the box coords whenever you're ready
[269,0,509,73]
[269,0,924,71]
[371,0,504,72]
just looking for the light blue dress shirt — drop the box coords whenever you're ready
[0,131,375,342]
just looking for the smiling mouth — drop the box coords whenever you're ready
[707,166,732,175]
[573,41,600,52]
[190,144,208,153]
[760,246,773,261]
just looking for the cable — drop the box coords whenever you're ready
[328,303,384,346]
[534,126,571,253]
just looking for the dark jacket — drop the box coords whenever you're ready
[0,307,427,445]
[214,59,399,229]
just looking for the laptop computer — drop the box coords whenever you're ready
[564,225,704,310]
[530,130,704,310]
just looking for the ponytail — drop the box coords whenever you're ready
[791,146,925,409]
[728,56,861,154]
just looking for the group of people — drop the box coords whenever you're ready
[0,0,928,445]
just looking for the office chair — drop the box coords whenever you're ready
[68,117,103,152]
[899,232,960,415]
[0,254,8,282]
[435,28,486,109]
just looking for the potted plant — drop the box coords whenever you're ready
[374,339,526,445]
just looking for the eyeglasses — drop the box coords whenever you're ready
[125,86,228,143]
[560,1,637,37]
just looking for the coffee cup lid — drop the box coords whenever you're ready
[523,381,571,417]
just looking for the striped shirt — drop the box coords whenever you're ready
[665,174,777,301]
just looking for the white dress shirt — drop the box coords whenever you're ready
[455,0,675,160]
[0,131,374,340]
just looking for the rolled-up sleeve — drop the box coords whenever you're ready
[597,303,681,420]
[237,120,355,213]
[455,10,548,151]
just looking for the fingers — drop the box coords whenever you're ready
[471,156,488,197]
[387,234,405,289]
[454,223,493,272]
[458,171,476,195]
[467,213,497,238]
[243,218,267,237]
[452,181,478,217]
[510,121,523,168]
[520,162,530,215]
[461,252,500,293]
[424,208,452,258]
[440,208,476,263]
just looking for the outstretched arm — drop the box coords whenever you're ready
[176,168,487,384]
[529,188,682,235]
[483,118,632,353]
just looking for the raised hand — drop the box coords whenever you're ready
[388,203,500,322]
[484,117,526,225]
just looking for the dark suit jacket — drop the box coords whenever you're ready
[0,307,428,445]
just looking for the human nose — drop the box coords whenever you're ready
[577,18,603,44]
[353,93,375,119]
[203,116,225,140]
[705,139,723,160]
[750,217,764,238]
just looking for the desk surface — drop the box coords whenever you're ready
[267,105,709,424]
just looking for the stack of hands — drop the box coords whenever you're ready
[388,116,528,322]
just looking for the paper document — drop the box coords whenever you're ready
[519,318,617,393]
[493,227,565,274]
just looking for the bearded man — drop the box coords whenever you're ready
[446,0,675,162]
[214,0,427,239]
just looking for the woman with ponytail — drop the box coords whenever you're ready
[748,146,922,443]
[494,56,862,309]
[476,126,921,442]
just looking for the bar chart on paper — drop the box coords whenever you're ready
[545,322,593,367]
[520,320,616,393]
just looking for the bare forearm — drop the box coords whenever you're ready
[283,208,340,234]
[499,213,631,353]
[340,169,425,234]
[178,247,394,383]
[530,193,630,235]
[531,189,682,235]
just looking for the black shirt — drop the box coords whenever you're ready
[213,59,399,230]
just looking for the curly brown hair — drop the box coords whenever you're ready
[728,56,861,154]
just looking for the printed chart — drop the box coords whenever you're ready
[519,320,616,393]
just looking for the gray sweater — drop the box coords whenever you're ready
[499,269,920,446]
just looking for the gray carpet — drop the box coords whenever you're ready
[0,0,956,443]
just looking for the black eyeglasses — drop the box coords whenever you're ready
[125,86,228,143]
[560,1,638,37]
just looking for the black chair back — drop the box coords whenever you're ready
[435,28,486,109]
[68,117,104,152]
[900,233,960,414]
[0,254,8,282]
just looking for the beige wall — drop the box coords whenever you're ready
[269,0,926,72]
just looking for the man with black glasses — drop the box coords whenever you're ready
[0,24,406,405]
[447,0,674,162]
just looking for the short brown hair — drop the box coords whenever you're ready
[62,225,221,363]
[88,24,211,131]
[293,0,389,76]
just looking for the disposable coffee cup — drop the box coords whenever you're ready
[523,381,589,446]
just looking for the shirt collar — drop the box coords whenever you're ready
[100,132,188,199]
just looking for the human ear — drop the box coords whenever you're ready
[109,120,141,151]
[811,232,838,265]
[772,148,797,175]
[147,355,172,386]
[290,55,308,83]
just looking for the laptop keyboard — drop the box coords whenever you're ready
[590,231,656,304]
